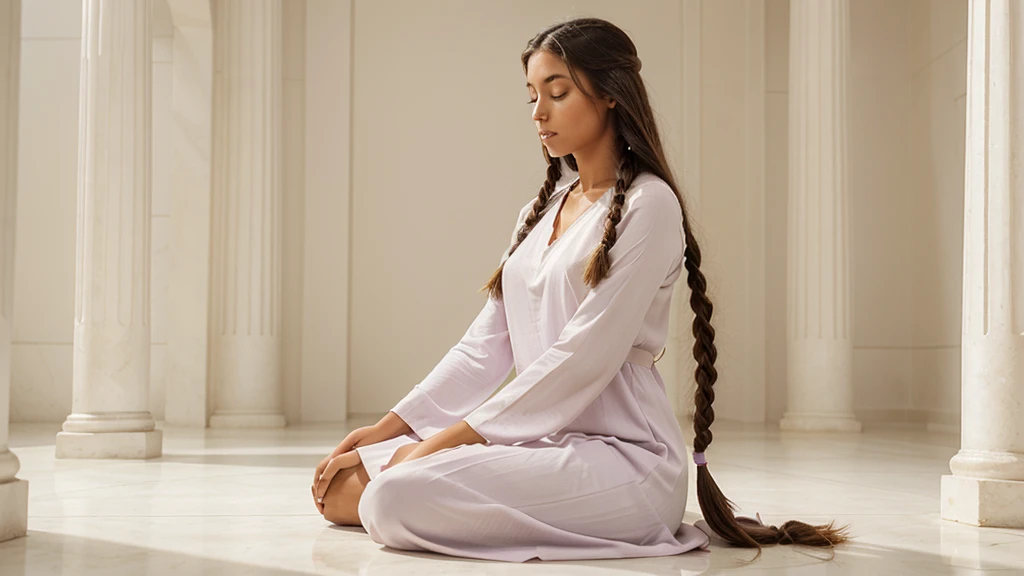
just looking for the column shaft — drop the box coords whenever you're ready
[942,0,1024,528]
[780,0,861,432]
[0,0,27,542]
[56,0,161,459]
[208,0,285,428]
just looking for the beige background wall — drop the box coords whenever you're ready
[679,0,767,423]
[908,0,968,432]
[11,0,308,424]
[347,0,689,417]
[12,0,82,422]
[9,0,969,431]
[763,0,966,427]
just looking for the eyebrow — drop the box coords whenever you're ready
[525,73,570,88]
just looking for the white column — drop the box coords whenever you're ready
[780,0,861,433]
[56,0,161,459]
[941,0,1024,528]
[0,0,27,542]
[208,0,285,428]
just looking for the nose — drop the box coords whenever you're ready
[531,101,546,123]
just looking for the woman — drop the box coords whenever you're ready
[311,17,849,563]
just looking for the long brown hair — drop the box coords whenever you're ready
[482,17,850,559]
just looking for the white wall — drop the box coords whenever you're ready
[12,0,179,422]
[680,0,767,423]
[763,0,966,427]
[764,0,789,424]
[346,0,688,416]
[11,0,205,423]
[909,0,967,432]
[847,0,915,425]
[9,0,969,429]
[345,0,777,425]
[12,0,84,421]
[11,0,309,424]
[301,0,351,423]
[281,0,307,426]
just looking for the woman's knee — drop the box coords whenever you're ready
[322,462,370,526]
[358,466,427,546]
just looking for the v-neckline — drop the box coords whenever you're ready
[545,178,613,250]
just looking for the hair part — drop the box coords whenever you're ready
[483,17,850,559]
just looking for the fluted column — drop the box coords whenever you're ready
[941,0,1024,528]
[208,0,285,428]
[0,0,27,542]
[56,0,161,459]
[780,0,861,433]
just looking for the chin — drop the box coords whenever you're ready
[544,144,566,157]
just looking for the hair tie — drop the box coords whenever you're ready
[693,451,707,466]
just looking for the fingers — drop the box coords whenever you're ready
[312,484,325,514]
[332,430,365,458]
[312,457,331,495]
[314,450,362,501]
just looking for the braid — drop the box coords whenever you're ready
[482,148,563,299]
[684,206,851,561]
[582,137,637,286]
[685,218,717,457]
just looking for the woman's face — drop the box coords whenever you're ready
[525,50,615,158]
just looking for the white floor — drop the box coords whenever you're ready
[2,418,1023,575]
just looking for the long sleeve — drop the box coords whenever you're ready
[389,201,533,440]
[463,183,684,446]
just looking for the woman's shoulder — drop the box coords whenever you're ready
[620,172,680,217]
[627,171,673,197]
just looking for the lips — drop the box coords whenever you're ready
[540,130,557,140]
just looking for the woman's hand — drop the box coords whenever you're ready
[380,421,486,472]
[380,442,422,472]
[312,425,392,509]
[313,448,363,511]
[381,440,449,471]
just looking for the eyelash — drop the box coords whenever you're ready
[527,94,566,104]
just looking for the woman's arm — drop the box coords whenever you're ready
[374,410,414,438]
[382,201,532,441]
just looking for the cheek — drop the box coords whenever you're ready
[559,101,602,141]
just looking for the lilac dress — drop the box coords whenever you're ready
[355,171,712,562]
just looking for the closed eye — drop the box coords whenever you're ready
[527,93,567,104]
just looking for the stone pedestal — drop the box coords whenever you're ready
[942,475,1024,528]
[0,464,28,542]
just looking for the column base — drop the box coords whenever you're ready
[0,479,28,542]
[208,412,286,428]
[55,430,163,459]
[779,413,862,432]
[941,474,1024,528]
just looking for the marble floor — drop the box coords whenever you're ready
[1,418,1023,575]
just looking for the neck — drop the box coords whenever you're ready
[571,125,621,192]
